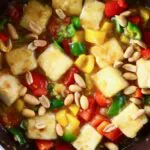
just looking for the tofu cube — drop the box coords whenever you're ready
[136,58,150,88]
[92,67,128,97]
[38,44,73,81]
[20,0,52,34]
[112,103,148,138]
[52,0,83,16]
[90,38,124,68]
[6,46,37,75]
[72,124,102,150]
[26,112,57,140]
[80,0,105,30]
[0,70,22,106]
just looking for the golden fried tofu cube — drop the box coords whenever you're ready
[112,103,148,138]
[6,46,37,75]
[26,112,57,140]
[80,0,105,30]
[38,44,73,81]
[0,70,22,106]
[20,0,52,34]
[52,0,83,16]
[92,67,128,97]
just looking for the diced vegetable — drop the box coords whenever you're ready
[68,104,79,116]
[143,95,150,105]
[136,58,150,88]
[80,0,105,30]
[6,45,37,75]
[71,16,81,29]
[56,109,68,127]
[36,140,54,150]
[84,74,93,91]
[62,131,77,142]
[120,34,130,44]
[134,88,142,99]
[72,124,102,150]
[38,44,73,81]
[63,66,80,86]
[66,24,76,38]
[100,21,114,32]
[126,22,142,40]
[61,39,71,54]
[50,98,64,109]
[90,114,108,128]
[85,29,107,45]
[0,18,8,31]
[128,16,142,26]
[0,32,8,42]
[92,67,128,97]
[72,31,85,42]
[26,112,57,140]
[140,7,150,26]
[70,42,86,56]
[0,70,22,106]
[8,128,26,145]
[141,49,150,59]
[94,91,108,107]
[20,0,52,34]
[75,54,95,73]
[112,103,148,138]
[52,0,83,16]
[90,38,124,68]
[112,17,124,33]
[107,93,126,116]
[97,121,122,141]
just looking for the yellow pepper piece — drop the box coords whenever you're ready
[72,31,85,42]
[75,54,95,73]
[66,113,80,132]
[85,73,93,91]
[56,109,68,127]
[85,29,107,45]
[140,7,150,26]
[100,21,114,32]
[68,104,79,116]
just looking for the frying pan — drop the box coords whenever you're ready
[0,0,150,149]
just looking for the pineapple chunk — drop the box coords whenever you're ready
[0,70,22,106]
[26,112,57,140]
[6,46,37,75]
[20,0,52,35]
[100,21,114,32]
[68,104,79,116]
[85,29,107,45]
[75,54,95,73]
[112,103,148,138]
[136,58,150,88]
[90,38,124,68]
[72,124,102,150]
[52,0,83,16]
[56,109,68,127]
[38,44,73,81]
[80,0,105,30]
[92,67,128,97]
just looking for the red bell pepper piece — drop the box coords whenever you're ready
[105,1,126,18]
[128,16,143,26]
[63,66,80,86]
[134,88,143,99]
[55,142,74,150]
[141,49,150,59]
[78,96,96,122]
[0,33,8,43]
[61,39,71,54]
[117,0,128,9]
[22,71,48,97]
[90,114,108,128]
[97,121,122,141]
[94,91,108,107]
[36,140,54,150]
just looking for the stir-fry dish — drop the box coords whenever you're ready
[0,0,150,149]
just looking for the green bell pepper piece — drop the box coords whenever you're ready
[62,132,77,142]
[126,22,142,40]
[8,128,26,145]
[66,24,76,38]
[71,16,81,29]
[20,120,27,131]
[107,93,126,116]
[143,95,150,105]
[50,98,64,109]
[112,17,124,33]
[0,18,8,31]
[70,42,86,56]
